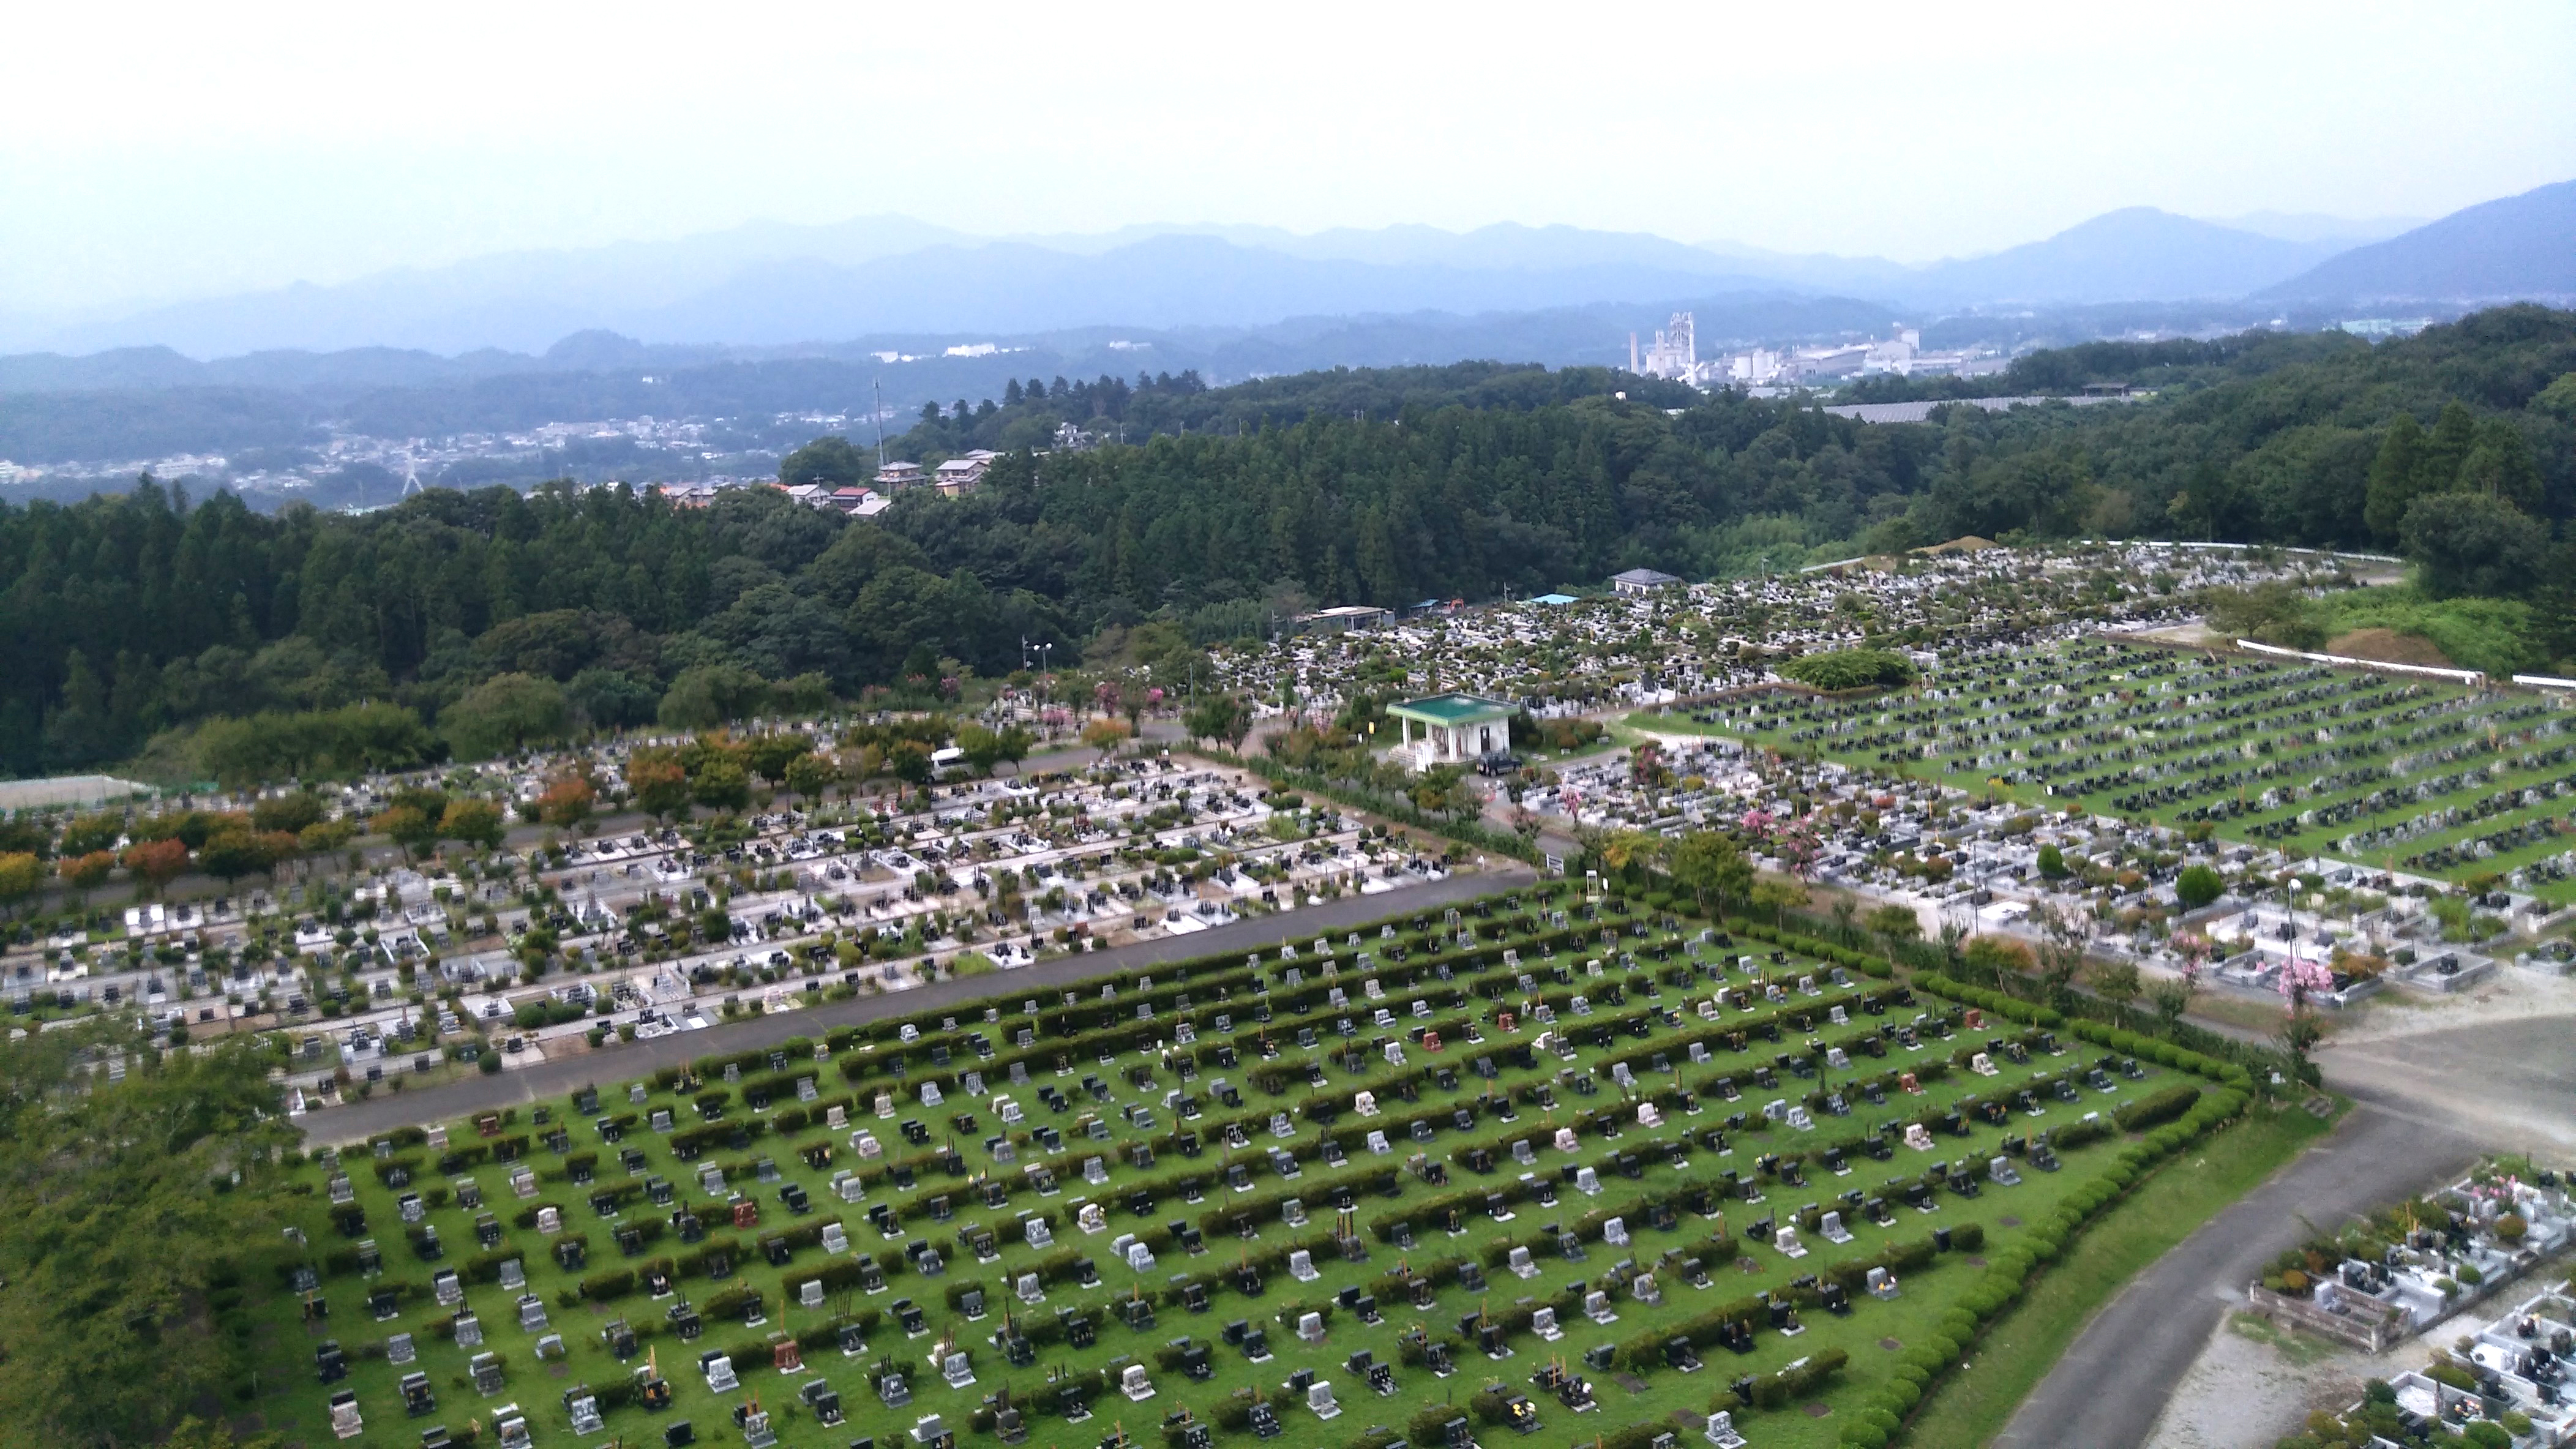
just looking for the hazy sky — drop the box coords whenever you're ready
[6,0,2572,314]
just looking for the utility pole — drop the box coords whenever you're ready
[872,380,889,473]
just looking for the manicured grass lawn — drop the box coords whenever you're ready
[1897,1095,2342,1448]
[223,887,2255,1449]
[1622,712,1733,739]
[1646,640,2576,900]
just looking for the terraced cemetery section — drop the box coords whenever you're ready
[1690,640,2576,898]
[243,883,2247,1449]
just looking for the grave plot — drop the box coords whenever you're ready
[1694,640,2576,899]
[1216,542,2311,727]
[2244,1155,2576,1357]
[234,885,2248,1449]
[2329,1271,2576,1445]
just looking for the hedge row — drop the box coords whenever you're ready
[2113,1084,2202,1133]
[1911,972,2258,1093]
[1729,921,1898,981]
[1610,1233,1947,1374]
[1849,1084,2249,1447]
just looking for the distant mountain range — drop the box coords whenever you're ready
[6,181,2566,361]
[0,293,1932,468]
[2257,179,2576,304]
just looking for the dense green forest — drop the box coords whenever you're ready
[853,362,1702,460]
[1,307,2570,783]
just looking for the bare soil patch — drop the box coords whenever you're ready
[2324,627,2456,668]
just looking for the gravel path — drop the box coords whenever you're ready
[2143,1311,2387,1449]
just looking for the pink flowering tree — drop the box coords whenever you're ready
[1629,741,1664,789]
[2278,953,2335,1010]
[1775,820,1821,882]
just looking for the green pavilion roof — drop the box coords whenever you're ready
[1388,693,1515,725]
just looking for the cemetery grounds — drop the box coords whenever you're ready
[242,882,2253,1449]
[1661,640,2576,903]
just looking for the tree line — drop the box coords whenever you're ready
[2,308,2570,782]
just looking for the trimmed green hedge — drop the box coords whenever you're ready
[1750,1346,1849,1408]
[1875,1076,2251,1444]
[1730,920,1896,979]
[2114,1085,2202,1131]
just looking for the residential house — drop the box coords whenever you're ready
[1611,567,1683,596]
[934,451,1001,496]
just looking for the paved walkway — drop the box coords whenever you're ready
[300,863,1536,1146]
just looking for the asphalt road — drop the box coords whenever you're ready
[301,861,1536,1146]
[2317,1010,2576,1153]
[1993,1088,2482,1449]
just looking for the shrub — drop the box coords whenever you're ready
[580,1268,637,1301]
[1213,1393,1259,1432]
[1778,649,1916,692]
[2053,1117,2114,1151]
[2176,864,2223,909]
[2114,1084,2203,1132]
[1749,1347,1847,1409]
[1409,1406,1463,1445]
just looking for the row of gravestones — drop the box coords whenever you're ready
[312,902,1844,1402]
[301,948,1667,1440]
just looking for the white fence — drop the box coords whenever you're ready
[2234,638,2484,686]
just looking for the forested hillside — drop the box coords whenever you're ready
[0,306,2570,783]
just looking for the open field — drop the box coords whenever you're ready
[1658,641,2576,900]
[231,882,2250,1449]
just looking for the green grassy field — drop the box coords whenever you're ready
[228,885,2248,1449]
[1640,641,2576,899]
